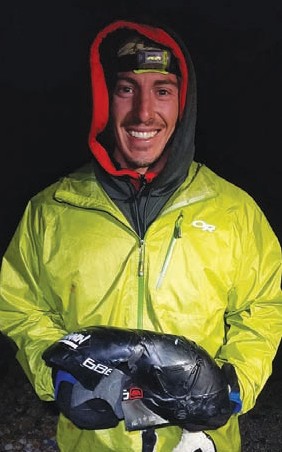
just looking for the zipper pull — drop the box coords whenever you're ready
[156,212,183,289]
[138,239,145,277]
[174,213,183,238]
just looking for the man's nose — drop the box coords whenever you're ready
[133,91,154,123]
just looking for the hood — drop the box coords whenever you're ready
[88,19,197,193]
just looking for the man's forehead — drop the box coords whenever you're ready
[116,71,179,85]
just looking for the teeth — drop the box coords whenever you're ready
[129,130,157,139]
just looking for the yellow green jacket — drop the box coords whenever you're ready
[0,160,281,451]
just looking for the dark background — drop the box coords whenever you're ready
[1,1,281,373]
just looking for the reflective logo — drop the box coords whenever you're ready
[82,357,113,375]
[147,55,162,61]
[192,219,216,232]
[59,333,91,349]
[123,387,143,400]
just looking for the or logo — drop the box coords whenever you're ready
[123,387,143,400]
[192,219,216,232]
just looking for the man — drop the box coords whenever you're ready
[0,18,281,452]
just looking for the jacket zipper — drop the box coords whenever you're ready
[156,212,183,289]
[137,239,145,328]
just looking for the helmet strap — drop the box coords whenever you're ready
[142,428,157,452]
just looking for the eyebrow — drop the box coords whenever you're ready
[116,75,179,88]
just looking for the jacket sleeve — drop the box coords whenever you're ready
[0,198,68,401]
[216,203,282,414]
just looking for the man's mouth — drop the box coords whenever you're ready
[128,130,158,139]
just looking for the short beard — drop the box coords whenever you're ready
[117,147,169,174]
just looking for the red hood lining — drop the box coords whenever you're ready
[88,20,188,182]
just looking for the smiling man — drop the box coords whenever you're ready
[111,36,180,175]
[0,18,281,452]
[112,70,179,173]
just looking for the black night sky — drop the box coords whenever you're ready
[1,1,282,370]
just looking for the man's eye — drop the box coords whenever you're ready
[115,85,133,95]
[158,88,169,96]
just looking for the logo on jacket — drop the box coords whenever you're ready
[192,219,216,232]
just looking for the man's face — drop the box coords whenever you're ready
[111,71,179,174]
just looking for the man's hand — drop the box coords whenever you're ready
[173,431,216,452]
[221,363,242,414]
[52,368,122,429]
